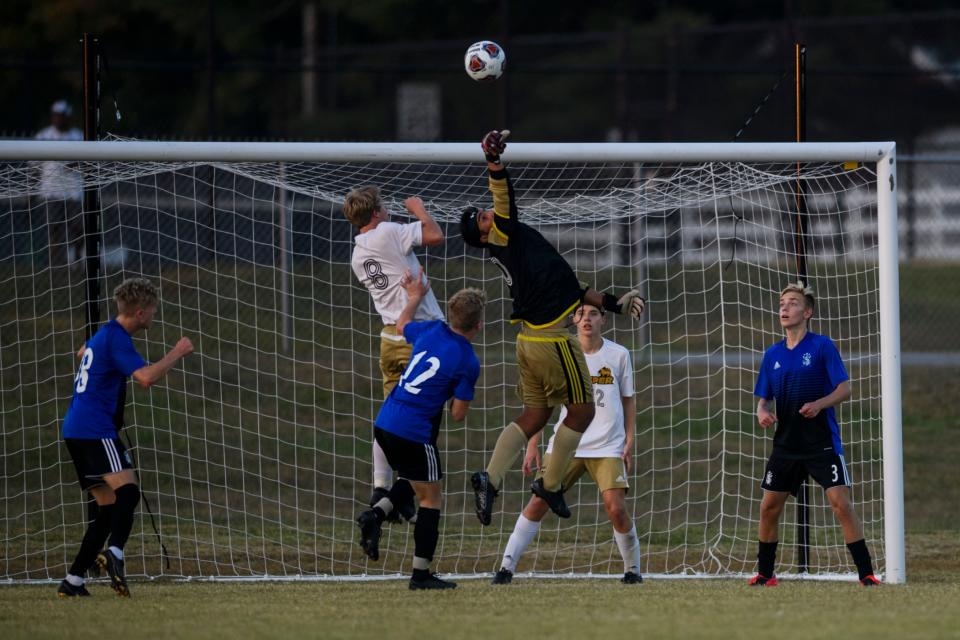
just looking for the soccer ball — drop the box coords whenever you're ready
[464,41,506,81]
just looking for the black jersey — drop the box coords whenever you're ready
[483,167,583,327]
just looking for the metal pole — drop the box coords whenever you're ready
[81,33,103,341]
[793,41,811,576]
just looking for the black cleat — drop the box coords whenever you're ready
[491,568,513,585]
[57,579,91,597]
[471,471,499,526]
[409,573,457,591]
[530,478,571,518]
[96,550,129,597]
[621,571,644,584]
[368,487,400,524]
[356,509,382,561]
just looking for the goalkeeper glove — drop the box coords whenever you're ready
[602,290,646,319]
[481,129,510,163]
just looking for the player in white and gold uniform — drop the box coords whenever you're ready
[344,186,444,519]
[491,302,643,584]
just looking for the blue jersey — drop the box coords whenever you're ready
[62,319,147,439]
[754,331,849,457]
[375,320,480,444]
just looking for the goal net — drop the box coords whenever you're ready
[0,141,903,583]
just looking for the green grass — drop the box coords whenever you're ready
[1,545,959,640]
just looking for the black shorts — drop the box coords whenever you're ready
[760,450,852,495]
[374,427,443,483]
[64,437,134,491]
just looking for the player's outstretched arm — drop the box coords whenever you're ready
[582,288,646,320]
[404,196,443,246]
[482,129,510,170]
[132,337,194,388]
[395,268,429,335]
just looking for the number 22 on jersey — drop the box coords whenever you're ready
[399,350,440,395]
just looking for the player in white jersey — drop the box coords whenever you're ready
[343,185,444,521]
[491,302,643,585]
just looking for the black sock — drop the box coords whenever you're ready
[757,540,778,578]
[389,479,416,516]
[372,506,387,523]
[412,568,431,581]
[413,507,441,564]
[846,539,874,580]
[68,504,113,576]
[108,484,140,551]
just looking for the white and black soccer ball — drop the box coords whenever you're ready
[464,41,506,81]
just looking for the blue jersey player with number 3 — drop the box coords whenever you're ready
[355,269,485,591]
[749,282,880,587]
[58,278,193,598]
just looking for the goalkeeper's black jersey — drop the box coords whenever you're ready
[483,167,583,327]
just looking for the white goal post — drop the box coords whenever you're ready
[0,140,904,584]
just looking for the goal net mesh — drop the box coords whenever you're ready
[0,151,886,580]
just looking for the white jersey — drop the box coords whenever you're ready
[351,220,444,328]
[35,125,83,201]
[547,338,635,458]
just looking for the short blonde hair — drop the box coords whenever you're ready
[114,277,158,314]
[447,288,486,332]
[342,186,382,228]
[780,281,815,310]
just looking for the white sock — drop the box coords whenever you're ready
[501,514,541,572]
[374,497,394,518]
[614,525,641,575]
[66,573,84,586]
[372,439,393,489]
[109,545,124,560]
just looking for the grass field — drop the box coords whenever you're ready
[2,534,959,640]
[1,362,957,639]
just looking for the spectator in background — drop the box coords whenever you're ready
[35,100,84,266]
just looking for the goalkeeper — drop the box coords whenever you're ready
[461,130,646,525]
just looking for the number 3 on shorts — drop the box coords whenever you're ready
[831,464,838,483]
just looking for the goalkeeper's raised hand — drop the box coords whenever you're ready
[600,289,646,319]
[481,129,510,164]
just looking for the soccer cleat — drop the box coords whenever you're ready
[96,550,130,597]
[57,579,91,597]
[491,568,513,585]
[356,509,382,561]
[471,471,499,526]
[860,575,881,587]
[530,478,571,519]
[409,573,457,591]
[747,573,778,587]
[621,571,644,584]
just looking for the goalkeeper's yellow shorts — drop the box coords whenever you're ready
[379,326,412,399]
[515,323,592,408]
[537,453,630,493]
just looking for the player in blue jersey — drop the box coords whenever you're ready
[57,278,193,597]
[355,269,484,590]
[749,282,879,587]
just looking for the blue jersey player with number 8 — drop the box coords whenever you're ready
[749,282,880,587]
[355,269,485,591]
[58,278,193,598]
